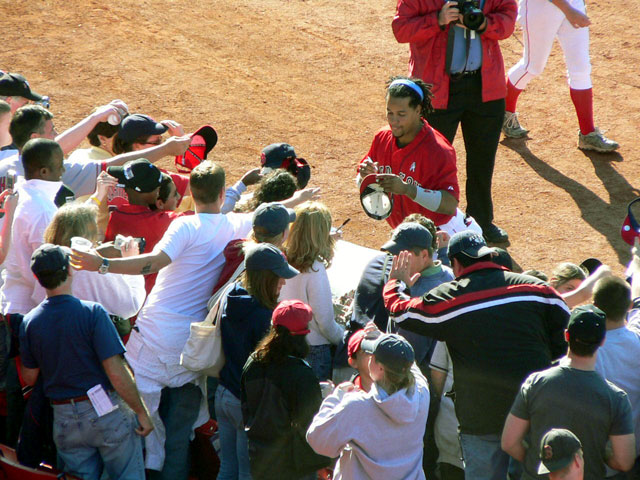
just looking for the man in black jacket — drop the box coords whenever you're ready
[383,230,570,480]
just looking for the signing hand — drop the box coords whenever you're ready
[390,251,421,287]
[359,158,379,177]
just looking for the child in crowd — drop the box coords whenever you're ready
[346,328,381,392]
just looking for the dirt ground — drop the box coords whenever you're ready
[2,0,639,277]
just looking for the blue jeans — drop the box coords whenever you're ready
[306,344,332,381]
[52,393,144,480]
[459,433,510,480]
[147,383,202,480]
[214,385,252,480]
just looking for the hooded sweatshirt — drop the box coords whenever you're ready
[307,365,429,480]
[219,282,273,398]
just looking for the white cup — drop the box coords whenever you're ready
[70,236,92,252]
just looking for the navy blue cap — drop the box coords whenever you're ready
[245,243,299,279]
[0,73,42,101]
[253,202,296,236]
[117,114,167,143]
[31,244,70,277]
[261,143,297,169]
[568,304,606,345]
[447,230,495,259]
[382,223,433,255]
[372,333,415,371]
[107,159,162,193]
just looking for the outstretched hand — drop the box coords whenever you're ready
[389,251,420,287]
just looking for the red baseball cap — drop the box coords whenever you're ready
[348,330,366,358]
[621,198,640,246]
[271,300,312,336]
[174,125,218,173]
[359,174,393,220]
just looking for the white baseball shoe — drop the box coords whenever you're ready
[502,111,528,138]
[578,127,619,153]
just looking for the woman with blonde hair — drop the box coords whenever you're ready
[280,201,345,381]
[42,202,145,319]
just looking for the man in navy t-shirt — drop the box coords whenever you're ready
[19,244,153,480]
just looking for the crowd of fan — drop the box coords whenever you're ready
[0,70,638,480]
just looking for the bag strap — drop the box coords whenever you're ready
[207,259,246,311]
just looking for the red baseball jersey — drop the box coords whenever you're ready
[359,121,459,228]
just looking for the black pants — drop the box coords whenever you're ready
[426,74,505,229]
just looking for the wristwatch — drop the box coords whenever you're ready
[98,257,110,275]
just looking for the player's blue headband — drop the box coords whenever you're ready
[389,79,424,101]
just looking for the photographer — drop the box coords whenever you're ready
[392,0,517,244]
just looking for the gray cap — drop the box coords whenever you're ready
[382,223,433,255]
[538,428,582,474]
[371,334,415,371]
[252,202,296,236]
[447,230,495,259]
[245,243,299,279]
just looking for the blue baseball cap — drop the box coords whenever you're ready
[252,202,296,236]
[372,333,415,372]
[382,223,433,255]
[117,114,167,143]
[447,230,495,259]
[245,243,299,279]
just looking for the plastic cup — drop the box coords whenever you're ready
[70,236,92,252]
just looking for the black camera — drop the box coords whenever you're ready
[457,0,485,30]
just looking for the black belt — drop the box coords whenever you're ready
[449,69,481,81]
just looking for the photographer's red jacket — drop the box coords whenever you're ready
[392,0,517,109]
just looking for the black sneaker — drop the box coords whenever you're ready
[482,224,509,243]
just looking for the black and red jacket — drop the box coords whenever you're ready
[384,262,570,435]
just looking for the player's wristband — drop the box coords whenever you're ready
[414,187,442,212]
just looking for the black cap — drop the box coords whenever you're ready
[107,159,162,193]
[538,428,582,474]
[260,143,297,169]
[244,243,299,279]
[252,202,296,236]
[0,73,42,101]
[382,223,433,255]
[567,304,606,346]
[30,244,70,278]
[117,114,167,143]
[447,230,495,259]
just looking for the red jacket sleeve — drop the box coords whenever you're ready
[392,0,443,44]
[480,0,517,41]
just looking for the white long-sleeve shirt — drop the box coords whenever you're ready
[279,260,344,346]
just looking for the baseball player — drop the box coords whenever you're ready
[357,77,483,237]
[502,0,618,152]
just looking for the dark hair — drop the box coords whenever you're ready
[244,169,297,212]
[241,269,281,310]
[150,173,174,211]
[88,121,120,147]
[35,268,69,290]
[449,252,493,269]
[593,277,631,322]
[253,325,309,364]
[386,76,434,118]
[401,213,437,251]
[568,335,599,357]
[10,105,53,150]
[0,100,10,116]
[21,138,62,179]
[190,161,225,204]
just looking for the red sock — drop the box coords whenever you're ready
[505,79,523,113]
[570,88,595,135]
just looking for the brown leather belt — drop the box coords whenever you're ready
[51,395,90,405]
